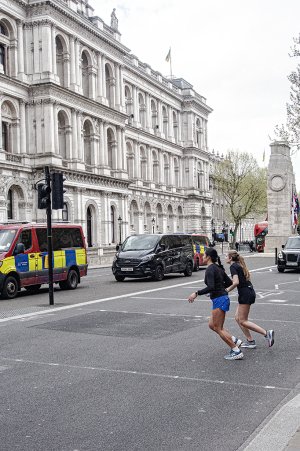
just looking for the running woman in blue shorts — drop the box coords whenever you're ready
[188,247,244,360]
[225,250,274,348]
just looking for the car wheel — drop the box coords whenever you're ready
[1,275,19,299]
[184,261,193,277]
[115,275,125,282]
[152,265,164,281]
[25,284,41,293]
[277,267,285,273]
[194,259,200,272]
[59,269,79,290]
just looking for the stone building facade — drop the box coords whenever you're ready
[0,0,223,264]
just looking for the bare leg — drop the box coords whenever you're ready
[209,308,236,348]
[235,304,267,341]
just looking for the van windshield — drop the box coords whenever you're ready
[0,229,17,252]
[285,238,300,249]
[122,235,159,251]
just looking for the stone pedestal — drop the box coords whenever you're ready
[265,141,296,252]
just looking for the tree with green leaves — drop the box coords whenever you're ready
[275,35,300,148]
[212,150,267,245]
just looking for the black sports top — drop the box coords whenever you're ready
[229,262,252,292]
[197,264,231,300]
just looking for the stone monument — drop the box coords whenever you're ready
[265,141,297,252]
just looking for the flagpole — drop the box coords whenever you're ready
[170,54,173,79]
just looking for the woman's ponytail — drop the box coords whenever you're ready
[227,250,250,280]
[217,256,225,271]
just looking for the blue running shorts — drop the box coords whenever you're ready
[212,295,230,312]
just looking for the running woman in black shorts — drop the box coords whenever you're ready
[225,250,274,348]
[188,248,244,360]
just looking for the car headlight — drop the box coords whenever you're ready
[141,254,154,262]
[278,251,283,259]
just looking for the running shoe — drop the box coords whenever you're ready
[233,337,242,348]
[241,340,256,349]
[265,330,274,347]
[224,349,244,360]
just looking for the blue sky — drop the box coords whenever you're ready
[93,0,300,185]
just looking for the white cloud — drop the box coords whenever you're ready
[93,0,300,186]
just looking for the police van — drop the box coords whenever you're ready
[0,223,87,299]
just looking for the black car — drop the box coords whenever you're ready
[277,236,300,272]
[112,233,194,281]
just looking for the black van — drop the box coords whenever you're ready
[112,234,194,281]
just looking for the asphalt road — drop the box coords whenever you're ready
[0,256,299,451]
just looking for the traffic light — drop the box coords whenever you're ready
[51,172,66,210]
[37,183,51,209]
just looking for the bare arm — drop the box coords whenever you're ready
[226,274,239,293]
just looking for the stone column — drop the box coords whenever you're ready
[69,36,76,89]
[71,109,78,160]
[19,100,26,154]
[43,100,55,153]
[115,63,121,108]
[97,52,103,100]
[265,141,297,252]
[77,112,83,160]
[17,20,25,81]
[51,24,57,77]
[33,22,40,77]
[41,21,53,76]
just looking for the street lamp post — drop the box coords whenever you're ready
[152,217,155,234]
[118,215,122,244]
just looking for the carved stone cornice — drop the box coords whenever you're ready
[26,1,129,58]
[28,83,128,124]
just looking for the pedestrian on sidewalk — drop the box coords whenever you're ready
[225,250,274,349]
[188,247,244,361]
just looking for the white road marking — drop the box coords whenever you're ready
[0,264,289,324]
[275,284,279,290]
[0,356,291,392]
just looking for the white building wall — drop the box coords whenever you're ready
[0,0,218,264]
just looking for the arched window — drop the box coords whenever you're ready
[62,202,68,222]
[7,188,13,220]
[162,106,168,137]
[124,85,132,117]
[164,154,169,186]
[1,100,18,153]
[0,44,5,74]
[56,36,66,87]
[0,21,8,75]
[138,93,146,127]
[151,99,157,129]
[81,52,90,97]
[83,120,92,167]
[152,150,159,184]
[173,111,178,142]
[105,63,114,107]
[87,206,92,247]
[58,111,67,159]
[174,158,179,187]
[1,120,9,151]
[107,128,116,169]
[196,118,202,148]
[140,147,147,180]
[110,206,115,243]
[126,142,134,178]
[197,162,203,190]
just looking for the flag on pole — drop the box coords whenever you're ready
[165,48,171,62]
[291,190,300,228]
[262,149,265,162]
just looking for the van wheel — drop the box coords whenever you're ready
[152,265,164,281]
[184,262,193,277]
[277,267,285,273]
[25,284,41,293]
[1,276,19,299]
[59,269,78,290]
[115,275,125,282]
[194,259,200,272]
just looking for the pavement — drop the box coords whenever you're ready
[88,250,300,450]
